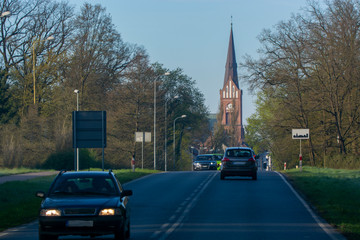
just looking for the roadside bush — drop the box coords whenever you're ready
[324,154,360,169]
[41,149,101,170]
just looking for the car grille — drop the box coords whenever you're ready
[64,208,96,216]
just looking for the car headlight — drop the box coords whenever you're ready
[40,209,61,217]
[210,161,216,165]
[99,208,121,216]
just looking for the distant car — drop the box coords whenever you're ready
[36,170,133,240]
[193,154,218,170]
[220,147,257,180]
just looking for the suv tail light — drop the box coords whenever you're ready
[248,157,256,163]
[222,157,230,163]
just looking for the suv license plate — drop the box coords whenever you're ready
[233,162,246,165]
[67,220,93,227]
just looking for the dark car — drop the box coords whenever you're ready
[220,147,257,180]
[193,154,218,170]
[36,170,133,240]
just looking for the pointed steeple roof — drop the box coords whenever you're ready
[223,24,239,89]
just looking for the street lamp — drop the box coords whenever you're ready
[164,95,179,172]
[74,89,80,171]
[173,114,186,170]
[32,36,54,104]
[154,72,170,170]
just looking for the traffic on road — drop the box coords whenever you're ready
[0,170,344,240]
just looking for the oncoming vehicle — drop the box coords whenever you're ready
[220,147,257,180]
[36,170,133,240]
[193,154,218,170]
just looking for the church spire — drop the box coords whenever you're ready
[223,23,239,89]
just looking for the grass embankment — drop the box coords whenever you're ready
[284,167,360,240]
[0,168,44,177]
[0,168,158,231]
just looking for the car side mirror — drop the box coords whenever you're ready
[36,191,45,198]
[121,190,133,198]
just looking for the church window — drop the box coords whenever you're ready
[226,86,229,98]
[229,82,232,98]
[225,112,229,125]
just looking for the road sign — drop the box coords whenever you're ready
[73,111,106,148]
[292,129,309,139]
[135,132,151,170]
[135,132,151,142]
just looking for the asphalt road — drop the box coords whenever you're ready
[0,171,345,240]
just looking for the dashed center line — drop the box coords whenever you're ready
[150,172,218,240]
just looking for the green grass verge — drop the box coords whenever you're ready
[0,168,158,231]
[0,168,43,177]
[284,166,360,240]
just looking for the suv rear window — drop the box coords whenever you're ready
[226,149,252,158]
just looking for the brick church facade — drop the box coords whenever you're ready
[219,24,245,146]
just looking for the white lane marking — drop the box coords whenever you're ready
[276,171,346,240]
[156,172,218,240]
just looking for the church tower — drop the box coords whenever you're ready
[219,24,245,146]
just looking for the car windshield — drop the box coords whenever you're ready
[50,176,117,196]
[226,149,251,158]
[196,155,212,160]
[213,155,223,160]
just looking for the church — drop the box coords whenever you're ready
[219,24,245,146]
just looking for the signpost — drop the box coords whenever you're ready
[135,132,151,169]
[292,129,309,171]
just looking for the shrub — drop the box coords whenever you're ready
[41,149,101,170]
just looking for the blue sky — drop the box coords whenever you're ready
[68,0,313,125]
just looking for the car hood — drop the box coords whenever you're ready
[42,196,120,209]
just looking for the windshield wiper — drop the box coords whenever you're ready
[50,191,77,196]
[78,191,113,196]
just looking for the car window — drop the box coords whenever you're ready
[213,155,223,160]
[51,176,116,195]
[226,149,251,158]
[197,156,212,160]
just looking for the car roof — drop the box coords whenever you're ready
[197,153,223,156]
[59,171,114,177]
[225,147,253,151]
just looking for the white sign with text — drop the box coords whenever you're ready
[292,129,309,139]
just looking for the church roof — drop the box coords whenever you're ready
[223,25,239,89]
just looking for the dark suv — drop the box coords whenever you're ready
[36,170,132,240]
[220,147,257,180]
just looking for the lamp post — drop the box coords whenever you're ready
[173,114,186,170]
[165,95,178,172]
[32,36,54,104]
[154,72,170,170]
[74,89,79,171]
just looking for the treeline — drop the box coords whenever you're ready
[243,0,360,169]
[0,0,210,169]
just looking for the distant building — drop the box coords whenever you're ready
[219,23,245,145]
[208,113,217,131]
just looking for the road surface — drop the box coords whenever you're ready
[0,171,345,240]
